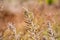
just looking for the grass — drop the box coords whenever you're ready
[0,0,60,40]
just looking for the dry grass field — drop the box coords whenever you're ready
[0,0,60,40]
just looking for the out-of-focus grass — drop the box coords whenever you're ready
[0,0,60,40]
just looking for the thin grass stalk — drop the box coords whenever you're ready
[7,22,20,40]
[23,7,42,40]
[47,21,56,40]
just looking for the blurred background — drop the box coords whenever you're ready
[0,0,60,40]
